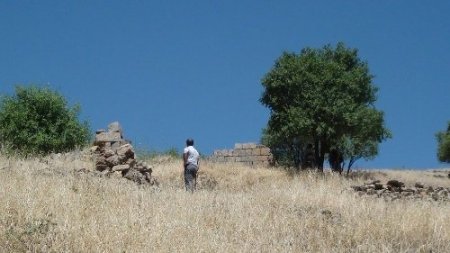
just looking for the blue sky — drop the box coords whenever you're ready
[1,1,449,169]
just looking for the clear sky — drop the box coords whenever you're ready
[1,1,449,169]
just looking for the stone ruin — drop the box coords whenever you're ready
[210,143,273,167]
[91,122,157,185]
[350,179,450,202]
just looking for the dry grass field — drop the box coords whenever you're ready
[1,151,450,252]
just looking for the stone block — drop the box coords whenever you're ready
[242,143,257,149]
[112,164,130,172]
[117,144,135,160]
[108,121,123,134]
[234,143,243,149]
[111,141,128,150]
[106,155,120,167]
[234,149,251,156]
[225,157,236,163]
[260,148,271,156]
[95,132,122,143]
[215,156,226,162]
[251,148,261,156]
[236,156,252,162]
[254,155,270,162]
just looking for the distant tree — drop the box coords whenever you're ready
[260,42,391,171]
[436,122,450,163]
[0,85,91,155]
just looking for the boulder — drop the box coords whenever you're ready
[414,182,425,188]
[387,180,404,188]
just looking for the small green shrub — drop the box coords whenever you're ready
[436,122,450,163]
[0,85,91,155]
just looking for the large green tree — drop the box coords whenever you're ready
[436,122,450,163]
[0,85,91,155]
[260,43,390,171]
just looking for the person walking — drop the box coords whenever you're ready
[183,138,200,192]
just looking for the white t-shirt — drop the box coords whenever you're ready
[184,146,199,165]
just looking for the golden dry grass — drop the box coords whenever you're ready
[0,152,450,252]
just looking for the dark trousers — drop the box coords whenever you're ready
[184,163,198,192]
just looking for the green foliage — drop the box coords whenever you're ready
[0,85,91,155]
[436,122,450,163]
[260,42,391,170]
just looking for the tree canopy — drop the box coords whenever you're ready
[260,42,391,171]
[0,85,91,155]
[436,122,450,163]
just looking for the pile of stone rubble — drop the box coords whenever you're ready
[91,122,157,185]
[350,179,450,202]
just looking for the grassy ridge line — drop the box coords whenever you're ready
[0,153,449,252]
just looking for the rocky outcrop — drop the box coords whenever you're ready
[350,180,450,202]
[91,122,157,185]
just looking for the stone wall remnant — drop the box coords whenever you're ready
[91,122,157,185]
[210,143,272,167]
[350,179,450,202]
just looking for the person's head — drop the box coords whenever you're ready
[186,138,194,147]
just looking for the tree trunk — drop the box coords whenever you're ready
[315,139,326,172]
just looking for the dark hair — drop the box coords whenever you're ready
[186,138,194,146]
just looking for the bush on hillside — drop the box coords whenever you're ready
[0,85,91,155]
[436,122,450,163]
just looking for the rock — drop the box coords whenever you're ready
[374,183,384,190]
[96,129,106,134]
[387,180,404,188]
[387,186,402,192]
[126,158,136,167]
[94,132,122,144]
[108,121,123,134]
[112,164,130,172]
[123,169,147,184]
[117,144,135,161]
[435,187,445,192]
[90,146,100,153]
[106,155,120,167]
[103,149,115,158]
[101,169,111,177]
[426,186,434,194]
[414,182,425,188]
